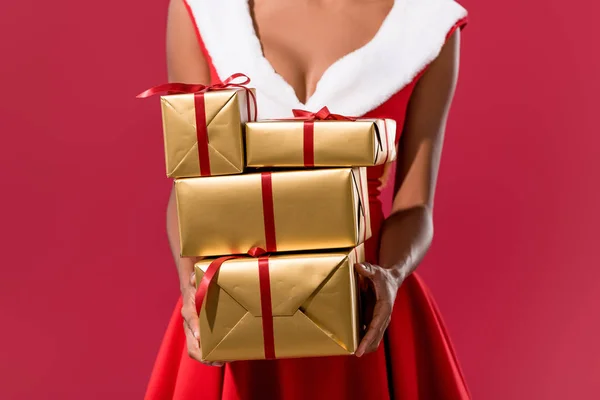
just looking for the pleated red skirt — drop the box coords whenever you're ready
[144,200,470,399]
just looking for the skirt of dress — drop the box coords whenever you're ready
[144,206,470,400]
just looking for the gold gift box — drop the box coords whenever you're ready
[195,245,364,362]
[175,167,371,257]
[161,88,255,178]
[245,119,397,167]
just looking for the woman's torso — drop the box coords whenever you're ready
[190,0,468,205]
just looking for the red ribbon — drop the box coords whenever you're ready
[260,172,277,252]
[137,73,257,176]
[194,247,276,360]
[291,106,356,122]
[289,107,356,167]
[193,171,277,359]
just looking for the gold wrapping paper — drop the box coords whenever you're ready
[245,119,397,167]
[161,88,255,178]
[195,245,365,362]
[175,167,371,257]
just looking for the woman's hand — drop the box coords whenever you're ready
[354,206,435,357]
[354,262,404,357]
[180,271,224,367]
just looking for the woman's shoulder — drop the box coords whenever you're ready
[399,0,469,52]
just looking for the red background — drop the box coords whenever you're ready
[1,0,599,399]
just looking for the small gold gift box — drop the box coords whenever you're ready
[245,118,396,168]
[161,88,255,178]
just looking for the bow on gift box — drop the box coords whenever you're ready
[291,106,357,122]
[288,107,386,167]
[289,106,355,168]
[137,73,257,176]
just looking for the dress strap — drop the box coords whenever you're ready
[182,0,220,83]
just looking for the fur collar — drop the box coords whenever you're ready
[186,0,467,119]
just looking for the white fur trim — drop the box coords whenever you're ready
[186,0,467,119]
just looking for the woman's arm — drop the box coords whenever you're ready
[380,28,461,275]
[164,0,221,366]
[356,29,462,356]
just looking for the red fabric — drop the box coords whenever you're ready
[144,17,470,400]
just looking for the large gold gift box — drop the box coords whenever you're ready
[175,167,371,257]
[245,119,397,167]
[195,245,364,362]
[161,88,255,178]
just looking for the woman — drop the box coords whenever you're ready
[145,0,469,398]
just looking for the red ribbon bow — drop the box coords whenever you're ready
[195,246,276,360]
[137,73,257,176]
[291,106,357,122]
[291,107,391,166]
[136,73,254,101]
[287,107,357,167]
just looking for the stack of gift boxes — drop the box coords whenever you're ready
[149,77,396,363]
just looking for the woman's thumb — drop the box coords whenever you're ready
[354,262,376,278]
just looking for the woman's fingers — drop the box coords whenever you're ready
[181,290,224,367]
[365,307,391,354]
[355,262,376,279]
[181,287,200,339]
[356,296,392,356]
[354,263,394,357]
[183,320,203,361]
[182,321,224,367]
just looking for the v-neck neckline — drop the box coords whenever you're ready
[234,0,403,109]
[186,0,468,118]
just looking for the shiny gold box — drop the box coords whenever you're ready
[161,88,255,178]
[245,119,397,168]
[195,245,364,362]
[175,167,371,257]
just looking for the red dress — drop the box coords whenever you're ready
[145,0,469,398]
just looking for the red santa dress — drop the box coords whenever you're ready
[145,0,470,398]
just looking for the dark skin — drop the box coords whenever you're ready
[165,0,461,364]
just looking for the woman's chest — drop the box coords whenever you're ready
[188,0,466,118]
[251,0,393,104]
